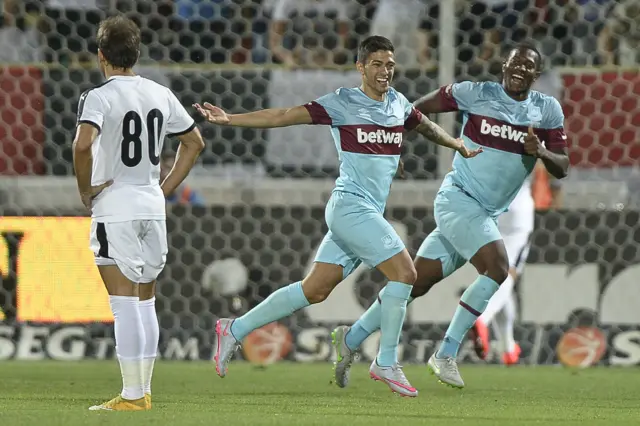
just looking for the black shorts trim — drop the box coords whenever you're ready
[96,222,110,258]
[513,233,532,272]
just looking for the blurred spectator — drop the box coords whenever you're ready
[176,0,224,20]
[533,161,563,210]
[459,0,532,65]
[269,0,352,68]
[0,0,43,63]
[40,0,103,65]
[161,152,206,206]
[532,68,563,102]
[369,0,437,69]
[171,0,251,64]
[111,1,174,63]
[533,0,610,67]
[598,0,640,66]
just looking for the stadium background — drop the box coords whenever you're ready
[0,0,638,368]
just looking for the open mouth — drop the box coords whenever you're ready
[511,73,526,84]
[377,77,389,85]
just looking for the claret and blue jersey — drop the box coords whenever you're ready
[415,80,568,271]
[304,87,422,212]
[437,81,567,216]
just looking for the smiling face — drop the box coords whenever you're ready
[502,47,541,98]
[357,50,396,98]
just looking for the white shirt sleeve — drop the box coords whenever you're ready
[77,90,105,132]
[272,0,292,20]
[166,90,196,136]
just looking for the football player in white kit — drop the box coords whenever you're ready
[469,176,534,365]
[72,16,204,411]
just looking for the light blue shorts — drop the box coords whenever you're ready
[314,191,405,279]
[417,185,502,277]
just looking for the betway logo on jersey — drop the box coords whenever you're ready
[464,114,544,155]
[340,124,404,155]
[480,119,526,143]
[356,128,403,145]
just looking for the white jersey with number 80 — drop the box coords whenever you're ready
[77,75,195,223]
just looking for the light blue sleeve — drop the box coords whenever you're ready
[543,97,565,129]
[397,90,423,130]
[450,81,483,111]
[542,97,568,151]
[303,89,346,126]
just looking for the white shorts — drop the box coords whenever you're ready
[501,229,531,275]
[90,219,167,283]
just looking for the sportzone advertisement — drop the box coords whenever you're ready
[1,208,639,366]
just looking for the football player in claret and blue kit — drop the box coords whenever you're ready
[331,42,569,389]
[196,35,480,397]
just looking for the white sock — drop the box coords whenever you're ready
[502,294,517,352]
[479,274,515,324]
[110,295,145,400]
[491,311,505,351]
[139,296,159,395]
[493,309,508,353]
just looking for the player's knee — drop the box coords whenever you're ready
[396,264,417,286]
[411,276,439,298]
[139,281,156,300]
[303,285,333,304]
[301,263,343,304]
[410,280,429,298]
[487,262,509,285]
[472,241,509,285]
[411,257,443,298]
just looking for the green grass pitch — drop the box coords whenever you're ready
[1,361,639,425]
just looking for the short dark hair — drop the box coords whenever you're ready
[509,42,543,71]
[357,36,394,63]
[97,15,141,69]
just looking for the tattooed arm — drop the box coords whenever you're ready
[413,114,482,158]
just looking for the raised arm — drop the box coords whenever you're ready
[194,102,312,128]
[414,88,454,115]
[414,81,480,115]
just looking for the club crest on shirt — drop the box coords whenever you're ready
[381,234,399,249]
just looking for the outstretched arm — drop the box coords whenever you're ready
[194,102,312,128]
[414,88,452,115]
[413,114,482,158]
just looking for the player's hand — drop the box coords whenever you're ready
[524,126,544,157]
[80,180,113,211]
[455,138,483,158]
[193,102,230,125]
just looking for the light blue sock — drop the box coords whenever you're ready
[230,281,309,341]
[345,286,416,350]
[436,275,500,359]
[376,281,413,367]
